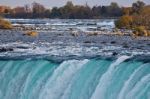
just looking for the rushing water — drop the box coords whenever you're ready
[8,19,115,32]
[0,19,149,99]
[0,56,150,99]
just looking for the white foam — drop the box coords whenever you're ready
[39,59,88,99]
[20,61,49,99]
[0,90,2,98]
[126,74,150,99]
[117,63,149,99]
[97,21,115,27]
[91,55,131,99]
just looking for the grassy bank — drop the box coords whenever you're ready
[0,17,12,29]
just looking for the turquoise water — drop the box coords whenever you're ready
[0,56,150,99]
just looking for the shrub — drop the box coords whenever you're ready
[115,15,133,29]
[133,26,150,36]
[0,18,13,29]
[147,31,150,36]
[115,1,150,37]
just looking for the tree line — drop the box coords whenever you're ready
[1,1,123,19]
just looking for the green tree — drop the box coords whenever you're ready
[108,2,123,17]
[132,1,145,14]
[50,7,61,18]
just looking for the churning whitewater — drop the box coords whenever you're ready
[0,56,150,99]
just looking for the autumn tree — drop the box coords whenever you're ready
[12,6,26,18]
[122,7,132,15]
[115,15,133,29]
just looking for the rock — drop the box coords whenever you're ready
[87,32,98,36]
[122,42,129,48]
[0,47,13,52]
[24,31,38,37]
[84,41,92,43]
[112,52,118,56]
[71,32,79,37]
[110,41,116,44]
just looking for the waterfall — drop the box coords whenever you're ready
[0,56,149,99]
